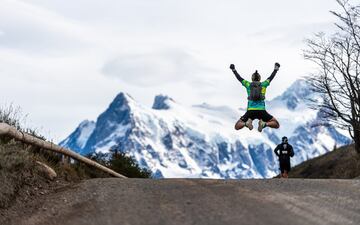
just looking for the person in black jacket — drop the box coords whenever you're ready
[274,136,294,178]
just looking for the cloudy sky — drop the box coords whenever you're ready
[0,0,342,141]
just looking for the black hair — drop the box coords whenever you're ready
[252,70,261,81]
[282,136,288,143]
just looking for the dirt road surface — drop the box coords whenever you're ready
[4,179,360,225]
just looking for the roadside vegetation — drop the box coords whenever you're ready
[289,144,360,179]
[88,150,152,178]
[0,105,151,212]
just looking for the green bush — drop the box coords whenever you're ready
[109,150,152,178]
[87,150,152,178]
[71,153,110,179]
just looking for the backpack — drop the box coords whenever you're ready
[248,81,264,101]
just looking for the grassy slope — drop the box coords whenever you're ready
[0,137,151,216]
[289,144,360,179]
[0,139,109,211]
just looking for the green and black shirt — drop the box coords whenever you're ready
[232,69,278,111]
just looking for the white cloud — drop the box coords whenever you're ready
[248,22,337,48]
[0,0,99,54]
[0,0,347,140]
[102,49,215,86]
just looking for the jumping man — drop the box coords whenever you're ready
[230,62,280,132]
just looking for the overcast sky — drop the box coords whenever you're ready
[0,0,342,141]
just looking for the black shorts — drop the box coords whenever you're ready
[240,110,273,122]
[279,160,291,173]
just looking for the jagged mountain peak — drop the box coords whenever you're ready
[59,119,96,153]
[99,92,137,125]
[272,79,313,110]
[99,92,138,121]
[152,94,175,110]
[109,92,135,110]
[78,119,95,128]
[286,79,311,96]
[79,92,137,154]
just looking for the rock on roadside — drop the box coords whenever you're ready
[36,161,57,181]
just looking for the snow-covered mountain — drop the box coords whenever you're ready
[60,79,351,178]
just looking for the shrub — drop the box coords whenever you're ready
[87,150,152,178]
[71,152,110,179]
[0,104,24,131]
[109,150,152,178]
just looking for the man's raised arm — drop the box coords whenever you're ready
[230,64,244,83]
[266,62,280,82]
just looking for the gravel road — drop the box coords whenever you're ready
[5,178,360,225]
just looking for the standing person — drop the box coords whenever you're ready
[230,63,280,132]
[274,136,294,178]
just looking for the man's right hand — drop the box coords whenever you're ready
[274,62,280,71]
[230,64,235,70]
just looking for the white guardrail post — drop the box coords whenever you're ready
[0,123,127,178]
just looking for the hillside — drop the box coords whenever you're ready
[0,138,113,223]
[289,144,360,179]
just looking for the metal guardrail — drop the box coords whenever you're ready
[0,123,127,178]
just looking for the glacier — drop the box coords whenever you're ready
[60,79,351,178]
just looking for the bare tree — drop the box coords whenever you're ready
[304,0,360,153]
